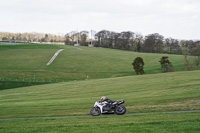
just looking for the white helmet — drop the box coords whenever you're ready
[101,96,106,100]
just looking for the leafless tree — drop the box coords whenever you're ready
[143,33,164,53]
[165,38,181,54]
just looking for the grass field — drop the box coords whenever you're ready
[0,70,199,119]
[0,44,199,132]
[0,112,199,133]
[0,44,187,83]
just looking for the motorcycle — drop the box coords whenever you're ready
[90,100,126,116]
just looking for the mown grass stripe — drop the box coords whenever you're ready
[0,110,199,121]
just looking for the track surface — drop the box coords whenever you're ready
[0,110,199,121]
[46,49,64,65]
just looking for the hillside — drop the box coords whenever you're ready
[0,44,199,132]
[0,70,199,118]
[0,44,186,82]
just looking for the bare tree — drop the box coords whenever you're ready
[143,33,164,53]
[110,32,121,48]
[79,31,89,46]
[191,41,200,69]
[95,30,112,48]
[118,31,135,50]
[165,38,180,54]
[133,33,143,52]
[65,31,76,45]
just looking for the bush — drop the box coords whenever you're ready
[159,56,174,72]
[132,57,145,75]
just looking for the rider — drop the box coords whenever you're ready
[100,96,114,110]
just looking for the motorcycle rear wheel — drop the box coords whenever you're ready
[90,107,101,116]
[115,105,126,115]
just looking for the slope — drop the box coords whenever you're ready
[0,70,199,118]
[0,44,187,83]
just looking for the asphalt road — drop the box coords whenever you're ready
[46,49,64,65]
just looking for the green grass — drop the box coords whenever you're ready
[0,112,199,133]
[0,44,188,84]
[0,44,199,132]
[0,44,192,90]
[0,81,50,90]
[0,70,199,119]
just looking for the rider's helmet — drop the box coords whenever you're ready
[100,96,106,102]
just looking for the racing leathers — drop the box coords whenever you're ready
[100,98,114,111]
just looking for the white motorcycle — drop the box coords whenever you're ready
[90,100,126,116]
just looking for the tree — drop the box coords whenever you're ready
[2,37,8,41]
[44,34,49,42]
[165,38,181,54]
[79,31,89,46]
[12,36,15,41]
[65,33,71,45]
[159,56,174,72]
[191,41,200,69]
[181,40,196,52]
[143,33,164,53]
[16,33,22,41]
[136,40,141,52]
[182,40,199,70]
[95,30,112,48]
[110,32,121,49]
[0,32,64,43]
[135,33,143,52]
[119,31,135,50]
[132,57,145,75]
[64,31,76,45]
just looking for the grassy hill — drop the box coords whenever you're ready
[0,44,199,132]
[0,70,199,118]
[0,70,199,132]
[0,44,186,83]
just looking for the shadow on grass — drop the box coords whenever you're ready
[0,81,51,90]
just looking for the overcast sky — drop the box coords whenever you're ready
[0,0,199,40]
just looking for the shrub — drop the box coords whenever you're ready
[132,57,145,75]
[159,56,174,72]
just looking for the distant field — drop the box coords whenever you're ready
[0,44,187,83]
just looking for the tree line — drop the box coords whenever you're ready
[65,29,200,70]
[0,32,64,43]
[1,30,199,69]
[64,30,200,55]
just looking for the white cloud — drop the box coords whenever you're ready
[0,0,199,40]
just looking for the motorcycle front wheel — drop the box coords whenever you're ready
[90,107,101,116]
[115,105,126,115]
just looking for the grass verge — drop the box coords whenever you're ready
[0,112,199,133]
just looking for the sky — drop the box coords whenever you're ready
[0,0,200,40]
